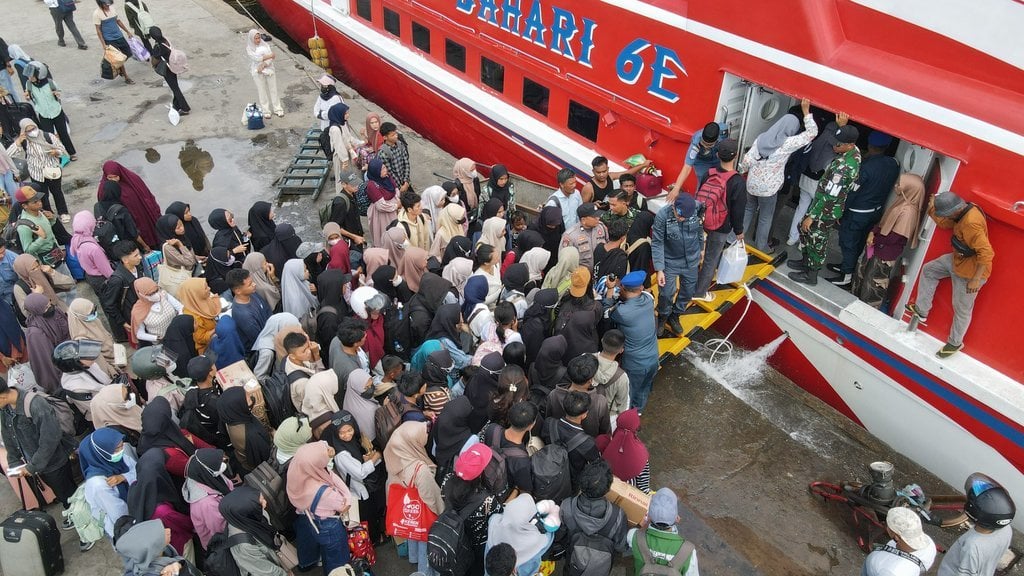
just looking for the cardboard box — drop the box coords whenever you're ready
[216,360,258,390]
[606,476,651,526]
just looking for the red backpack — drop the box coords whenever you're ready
[695,168,737,231]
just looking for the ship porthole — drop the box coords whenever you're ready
[760,98,780,121]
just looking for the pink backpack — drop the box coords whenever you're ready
[168,45,188,74]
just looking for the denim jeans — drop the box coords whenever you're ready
[743,193,778,252]
[1,170,17,196]
[657,264,698,317]
[625,362,658,412]
[407,538,436,576]
[788,176,817,244]
[311,515,351,573]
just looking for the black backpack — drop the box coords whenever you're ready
[258,363,302,427]
[318,126,334,158]
[383,303,413,361]
[2,219,37,253]
[93,205,122,260]
[563,497,623,576]
[203,530,248,576]
[244,456,296,533]
[427,491,488,576]
[533,421,589,502]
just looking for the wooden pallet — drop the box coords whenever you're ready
[277,126,331,199]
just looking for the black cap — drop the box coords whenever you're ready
[576,202,599,219]
[717,138,739,161]
[187,355,214,382]
[835,125,859,144]
[701,122,721,143]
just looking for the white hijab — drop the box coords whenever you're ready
[280,259,318,318]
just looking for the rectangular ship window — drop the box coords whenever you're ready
[522,77,549,116]
[568,100,599,142]
[355,0,371,21]
[445,39,466,72]
[480,57,504,92]
[383,7,401,37]
[412,22,431,52]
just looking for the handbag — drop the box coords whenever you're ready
[153,58,168,76]
[104,46,128,69]
[49,267,76,291]
[274,535,299,571]
[42,164,61,180]
[347,521,376,565]
[385,463,437,541]
[127,36,150,62]
[42,246,68,269]
[157,262,191,298]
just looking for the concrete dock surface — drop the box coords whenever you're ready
[1,0,1020,574]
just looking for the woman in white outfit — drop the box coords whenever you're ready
[245,29,283,118]
[313,74,343,130]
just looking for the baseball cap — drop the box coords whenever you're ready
[933,191,966,218]
[187,355,214,382]
[14,186,45,205]
[648,487,679,525]
[886,507,930,550]
[700,122,721,144]
[569,267,591,298]
[576,202,599,219]
[317,74,335,87]
[673,193,697,219]
[454,444,492,481]
[835,125,859,144]
[338,169,360,188]
[717,138,738,161]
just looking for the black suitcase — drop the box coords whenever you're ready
[0,510,65,576]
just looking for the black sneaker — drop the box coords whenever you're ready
[826,263,842,274]
[61,516,74,531]
[667,315,684,336]
[57,40,67,47]
[825,272,852,287]
[80,540,95,552]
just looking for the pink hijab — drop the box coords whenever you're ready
[595,409,649,480]
[286,441,351,516]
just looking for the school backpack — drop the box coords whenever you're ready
[635,527,695,576]
[373,389,408,450]
[244,458,297,533]
[694,167,737,231]
[355,180,371,217]
[319,195,343,227]
[22,388,77,437]
[258,361,301,427]
[203,530,247,576]
[2,219,37,253]
[244,104,264,130]
[63,484,105,544]
[532,422,589,502]
[563,496,623,576]
[93,206,122,260]
[318,126,334,158]
[427,492,488,576]
[383,303,413,361]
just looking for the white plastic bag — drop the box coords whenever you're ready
[716,240,747,285]
[167,106,180,126]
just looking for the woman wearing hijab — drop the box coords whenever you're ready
[220,486,288,575]
[154,214,197,289]
[325,409,386,540]
[301,370,340,421]
[66,297,117,376]
[362,112,384,153]
[381,223,408,269]
[529,335,568,401]
[209,314,247,369]
[148,26,191,115]
[365,158,400,247]
[132,278,182,344]
[241,251,281,311]
[520,249,550,295]
[250,312,300,378]
[625,211,654,285]
[384,421,444,575]
[328,102,361,172]
[209,208,250,260]
[96,180,151,253]
[452,157,481,211]
[396,246,429,293]
[430,202,467,260]
[477,216,507,255]
[127,449,194,554]
[480,164,516,213]
[183,448,234,549]
[177,278,221,354]
[486,494,556,576]
[500,263,530,318]
[246,29,284,117]
[114,519,194,576]
[562,310,601,360]
[24,62,77,164]
[90,381,144,445]
[595,408,650,493]
[204,246,240,296]
[260,223,300,273]
[407,272,456,346]
[166,202,210,258]
[541,246,580,294]
[79,427,137,538]
[431,395,475,481]
[424,303,472,372]
[442,235,474,267]
[288,441,353,572]
[138,395,204,472]
[0,300,25,368]
[313,74,343,129]
[854,173,927,309]
[350,288,387,368]
[529,205,565,271]
[279,258,317,320]
[370,264,412,305]
[161,315,196,379]
[218,386,273,473]
[341,368,380,445]
[23,293,69,394]
[5,118,69,216]
[246,201,276,252]
[97,161,162,248]
[11,253,67,316]
[465,352,504,430]
[470,244,502,309]
[314,269,349,359]
[419,184,448,234]
[323,222,352,275]
[461,274,490,327]
[501,229,542,274]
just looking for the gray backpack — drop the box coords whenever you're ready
[563,497,622,576]
[636,528,695,576]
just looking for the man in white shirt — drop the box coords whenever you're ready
[546,167,582,229]
[862,507,935,576]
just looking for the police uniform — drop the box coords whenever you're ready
[561,203,609,271]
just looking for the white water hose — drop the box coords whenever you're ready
[703,283,754,363]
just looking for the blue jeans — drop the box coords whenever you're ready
[295,514,350,572]
[657,264,698,317]
[1,170,17,197]
[407,538,436,576]
[743,193,778,252]
[625,362,658,412]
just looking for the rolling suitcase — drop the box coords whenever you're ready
[0,510,64,576]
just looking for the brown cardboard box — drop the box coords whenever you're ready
[606,476,651,526]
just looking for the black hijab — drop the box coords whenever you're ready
[219,486,278,549]
[315,270,350,356]
[423,348,454,387]
[138,396,196,456]
[531,335,567,384]
[185,448,231,495]
[442,236,474,266]
[425,303,462,343]
[205,246,240,296]
[486,165,512,210]
[209,208,248,256]
[167,202,210,256]
[432,395,474,467]
[162,316,196,378]
[480,198,504,221]
[465,352,504,431]
[217,387,272,469]
[626,212,655,286]
[512,230,543,261]
[247,201,276,252]
[371,265,399,301]
[530,205,565,268]
[319,83,339,102]
[260,223,302,274]
[128,449,187,521]
[417,273,454,315]
[522,288,557,365]
[502,263,529,294]
[322,410,363,461]
[562,310,600,360]
[155,214,188,247]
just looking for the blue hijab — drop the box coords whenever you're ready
[367,158,397,195]
[462,275,489,319]
[79,428,130,500]
[327,102,349,127]
[209,315,246,367]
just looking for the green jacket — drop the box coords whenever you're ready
[808,147,861,224]
[631,526,698,575]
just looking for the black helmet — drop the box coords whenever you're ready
[130,345,177,380]
[52,340,103,374]
[964,472,1016,529]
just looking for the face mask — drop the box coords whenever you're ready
[84,311,99,322]
[402,240,411,248]
[328,238,340,246]
[392,275,403,287]
[443,292,458,305]
[216,461,228,475]
[326,459,335,471]
[470,170,480,179]
[225,255,236,266]
[320,87,330,94]
[110,449,125,463]
[144,292,162,303]
[119,393,137,410]
[28,129,40,138]
[447,194,460,204]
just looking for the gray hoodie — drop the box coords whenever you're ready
[593,354,630,420]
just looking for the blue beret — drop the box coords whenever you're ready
[621,270,647,288]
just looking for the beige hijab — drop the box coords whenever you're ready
[90,383,143,432]
[877,174,926,248]
[301,370,340,419]
[67,298,117,376]
[241,252,281,310]
[453,158,478,209]
[13,254,67,312]
[383,420,435,485]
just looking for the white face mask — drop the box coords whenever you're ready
[118,393,137,410]
[402,240,411,248]
[448,194,460,204]
[470,170,480,179]
[28,129,40,138]
[326,459,335,471]
[391,275,403,287]
[328,238,340,246]
[217,461,228,476]
[144,292,162,303]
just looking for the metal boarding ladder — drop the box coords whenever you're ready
[276,126,331,199]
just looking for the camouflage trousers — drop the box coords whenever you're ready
[799,220,837,270]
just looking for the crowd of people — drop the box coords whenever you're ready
[0,9,1008,576]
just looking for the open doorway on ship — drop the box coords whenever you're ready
[714,73,960,318]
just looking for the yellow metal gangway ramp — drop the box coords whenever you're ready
[656,245,776,362]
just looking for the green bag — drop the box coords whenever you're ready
[64,484,105,543]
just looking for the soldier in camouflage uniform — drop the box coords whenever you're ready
[601,190,639,230]
[788,125,861,285]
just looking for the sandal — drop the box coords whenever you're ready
[70,155,78,161]
[124,78,135,85]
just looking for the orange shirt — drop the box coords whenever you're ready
[928,204,993,280]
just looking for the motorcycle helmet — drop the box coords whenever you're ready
[130,345,177,380]
[964,472,1016,529]
[52,339,103,374]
